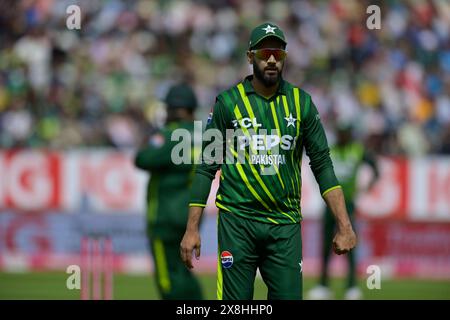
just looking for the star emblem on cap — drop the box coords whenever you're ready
[285,113,296,128]
[262,24,277,34]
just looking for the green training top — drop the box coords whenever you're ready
[135,121,198,239]
[190,76,340,224]
[331,142,378,201]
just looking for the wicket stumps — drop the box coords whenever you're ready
[80,236,114,300]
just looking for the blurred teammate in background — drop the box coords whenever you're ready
[308,123,379,300]
[134,84,203,300]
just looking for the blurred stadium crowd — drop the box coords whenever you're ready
[0,0,449,155]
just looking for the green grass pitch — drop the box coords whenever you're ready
[0,272,449,300]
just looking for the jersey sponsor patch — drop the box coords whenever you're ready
[220,251,233,269]
[148,133,165,147]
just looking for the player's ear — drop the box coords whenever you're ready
[246,51,253,64]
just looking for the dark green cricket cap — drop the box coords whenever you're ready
[248,22,287,50]
[165,83,198,110]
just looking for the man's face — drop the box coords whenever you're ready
[247,37,286,87]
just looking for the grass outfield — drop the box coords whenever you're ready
[0,272,449,300]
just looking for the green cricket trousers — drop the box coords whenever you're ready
[217,211,303,300]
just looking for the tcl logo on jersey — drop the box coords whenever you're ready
[232,118,262,129]
[221,251,234,268]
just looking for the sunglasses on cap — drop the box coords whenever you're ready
[251,48,287,61]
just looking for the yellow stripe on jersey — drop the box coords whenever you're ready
[270,100,282,133]
[269,100,286,191]
[189,203,206,207]
[322,185,342,197]
[153,238,171,293]
[293,87,301,137]
[217,215,223,300]
[267,217,279,224]
[292,87,302,201]
[216,201,232,212]
[237,83,258,132]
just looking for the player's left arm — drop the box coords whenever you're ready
[302,93,356,254]
[323,188,357,255]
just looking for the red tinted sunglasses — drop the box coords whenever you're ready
[251,48,287,61]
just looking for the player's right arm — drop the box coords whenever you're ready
[180,206,203,269]
[180,97,228,269]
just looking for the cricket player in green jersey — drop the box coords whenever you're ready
[180,22,357,300]
[308,124,379,300]
[135,83,203,300]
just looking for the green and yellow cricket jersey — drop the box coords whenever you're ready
[190,75,340,224]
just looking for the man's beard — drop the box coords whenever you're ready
[253,60,282,87]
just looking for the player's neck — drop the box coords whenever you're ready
[251,77,278,99]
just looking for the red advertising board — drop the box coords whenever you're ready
[0,150,450,221]
[0,150,61,210]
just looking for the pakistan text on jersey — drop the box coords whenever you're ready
[250,154,286,165]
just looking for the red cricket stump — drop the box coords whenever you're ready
[80,236,114,300]
[103,237,113,300]
[92,238,101,300]
[81,237,90,300]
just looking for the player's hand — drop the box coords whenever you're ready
[333,227,357,255]
[180,229,201,269]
